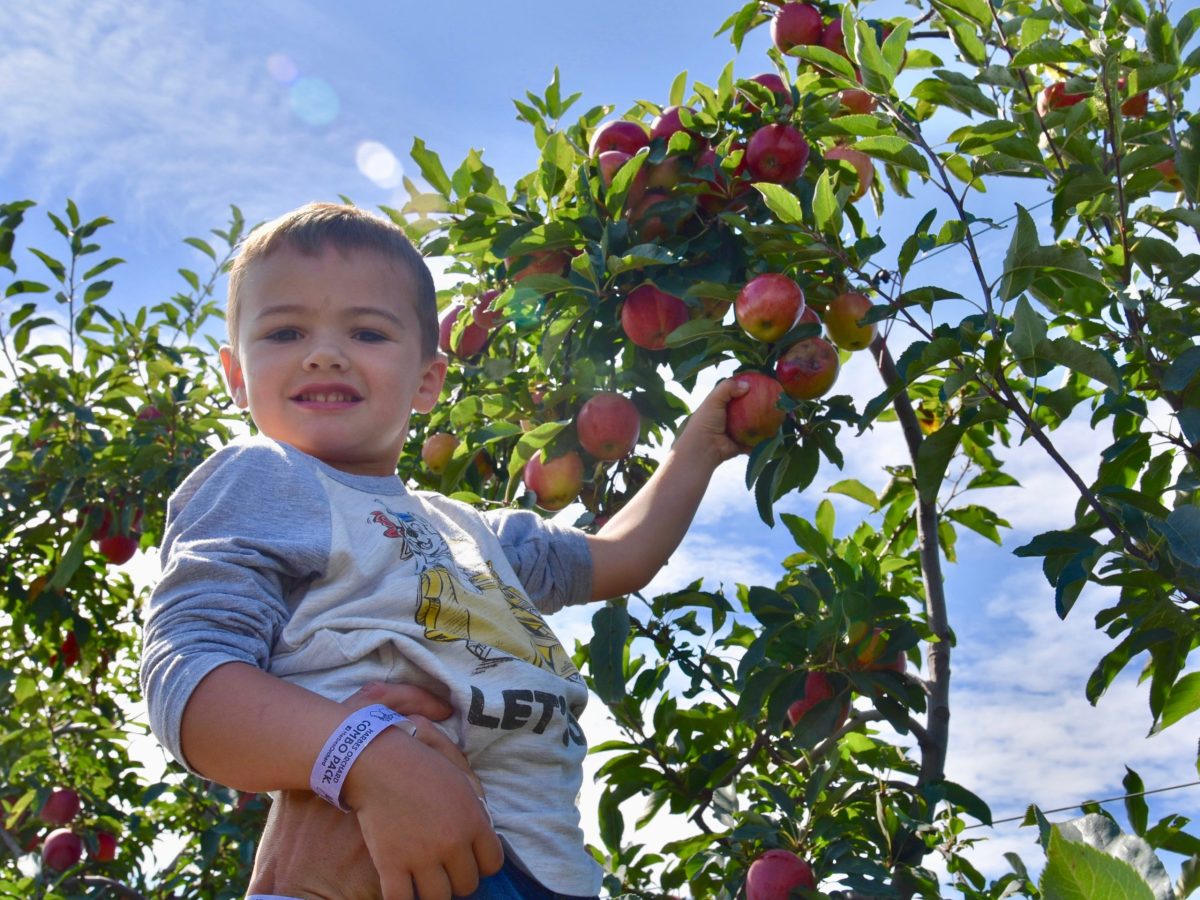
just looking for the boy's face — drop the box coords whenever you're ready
[220,245,447,476]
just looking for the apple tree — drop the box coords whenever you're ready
[393,0,1200,895]
[1,0,1199,895]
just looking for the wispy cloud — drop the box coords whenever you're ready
[4,1,370,237]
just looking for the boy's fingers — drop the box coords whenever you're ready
[413,866,453,900]
[476,829,505,876]
[345,682,453,720]
[378,869,415,900]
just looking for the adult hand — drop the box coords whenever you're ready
[247,683,498,900]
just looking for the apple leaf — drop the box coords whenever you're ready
[410,137,453,198]
[915,423,966,505]
[811,170,840,235]
[1041,827,1157,900]
[753,183,805,226]
[1163,345,1200,391]
[789,46,858,82]
[851,136,930,175]
[668,70,688,107]
[1157,505,1200,567]
[934,0,992,28]
[589,604,630,704]
[1010,39,1090,65]
[506,422,568,480]
[1037,336,1121,391]
[826,479,880,510]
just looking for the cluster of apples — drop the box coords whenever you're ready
[6,787,119,873]
[721,272,877,450]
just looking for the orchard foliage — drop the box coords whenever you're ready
[1,0,1199,896]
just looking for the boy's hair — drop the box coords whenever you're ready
[226,202,439,359]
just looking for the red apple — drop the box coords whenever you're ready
[621,285,690,350]
[420,432,459,474]
[839,87,875,115]
[741,73,791,111]
[472,289,503,331]
[694,145,751,214]
[824,291,876,351]
[786,671,850,730]
[135,404,164,421]
[1118,78,1148,117]
[772,3,824,52]
[776,337,840,400]
[736,273,805,343]
[854,627,907,672]
[746,849,817,900]
[39,789,80,826]
[1038,81,1088,116]
[826,145,874,201]
[508,249,570,283]
[645,156,683,191]
[650,106,699,143]
[522,450,584,511]
[597,150,648,196]
[746,124,810,184]
[42,828,83,872]
[576,393,640,461]
[438,304,490,358]
[55,632,81,669]
[588,120,649,158]
[92,830,118,863]
[98,534,139,565]
[1154,158,1183,191]
[820,18,847,57]
[725,372,787,449]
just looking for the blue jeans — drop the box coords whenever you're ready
[459,858,598,900]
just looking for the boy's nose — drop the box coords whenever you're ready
[303,341,349,370]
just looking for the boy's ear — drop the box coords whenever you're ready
[411,352,448,415]
[219,345,249,409]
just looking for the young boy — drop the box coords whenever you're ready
[140,202,748,900]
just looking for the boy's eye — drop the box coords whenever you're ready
[354,329,389,343]
[265,328,301,342]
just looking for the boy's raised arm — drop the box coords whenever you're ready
[586,377,749,601]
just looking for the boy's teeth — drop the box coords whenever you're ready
[303,393,354,402]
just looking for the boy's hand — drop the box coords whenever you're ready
[344,728,502,900]
[672,376,753,469]
[248,682,497,900]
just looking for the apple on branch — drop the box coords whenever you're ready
[745,124,810,184]
[825,145,874,201]
[507,249,571,283]
[725,372,787,449]
[776,335,840,400]
[621,284,690,350]
[438,304,490,359]
[736,273,805,343]
[786,671,850,731]
[41,828,83,873]
[824,291,877,351]
[745,849,816,900]
[576,392,641,461]
[420,432,459,474]
[39,788,81,826]
[522,450,584,512]
[771,2,824,53]
[588,119,649,158]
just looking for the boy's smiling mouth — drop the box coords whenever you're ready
[291,383,363,406]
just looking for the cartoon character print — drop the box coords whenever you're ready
[369,504,580,682]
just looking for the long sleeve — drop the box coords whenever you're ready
[139,437,331,769]
[480,508,593,614]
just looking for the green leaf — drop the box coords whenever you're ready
[852,136,930,175]
[826,479,880,510]
[1041,827,1156,900]
[781,512,830,561]
[1007,295,1048,363]
[754,183,805,226]
[999,206,1041,301]
[1163,346,1200,391]
[915,423,966,504]
[1011,40,1089,66]
[589,605,630,704]
[410,137,453,198]
[789,46,859,81]
[811,170,839,234]
[1160,506,1200,567]
[1038,336,1121,391]
[1122,768,1148,836]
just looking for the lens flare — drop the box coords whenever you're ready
[266,53,298,84]
[289,77,339,126]
[356,141,403,188]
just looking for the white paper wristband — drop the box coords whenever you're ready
[309,703,417,811]
[247,895,305,899]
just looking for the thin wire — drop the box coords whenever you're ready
[896,195,1057,274]
[962,780,1200,830]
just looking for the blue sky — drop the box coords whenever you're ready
[6,0,1200,892]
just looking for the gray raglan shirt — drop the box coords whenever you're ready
[140,435,602,895]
